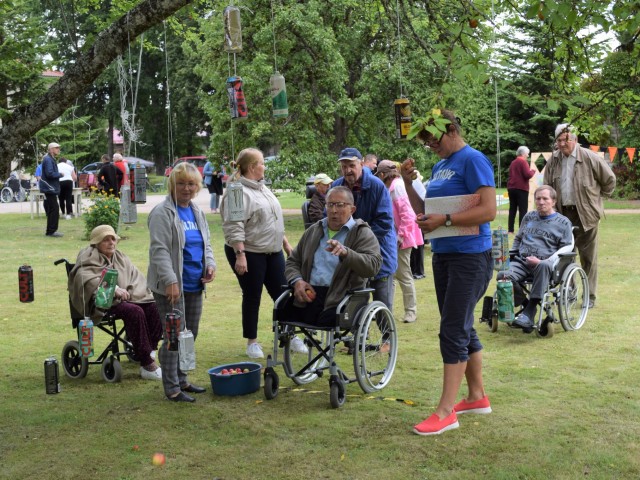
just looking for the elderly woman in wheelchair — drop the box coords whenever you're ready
[263,186,398,408]
[487,185,589,335]
[68,225,163,380]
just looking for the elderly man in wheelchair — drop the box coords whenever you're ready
[263,186,398,408]
[490,185,589,335]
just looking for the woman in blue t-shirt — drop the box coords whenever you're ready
[148,162,217,403]
[402,110,496,435]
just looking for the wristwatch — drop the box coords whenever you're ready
[445,214,452,227]
[235,249,245,255]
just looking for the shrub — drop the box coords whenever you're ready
[83,189,120,239]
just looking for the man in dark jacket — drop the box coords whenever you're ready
[332,147,397,311]
[97,154,123,196]
[284,186,382,326]
[39,142,63,237]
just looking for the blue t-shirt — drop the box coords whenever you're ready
[426,145,495,254]
[177,205,205,292]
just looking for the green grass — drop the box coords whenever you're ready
[1,211,639,479]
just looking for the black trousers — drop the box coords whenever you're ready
[508,188,529,233]
[43,193,60,235]
[58,180,73,215]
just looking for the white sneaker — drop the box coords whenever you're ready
[290,336,309,354]
[65,214,72,220]
[140,366,162,380]
[246,343,264,359]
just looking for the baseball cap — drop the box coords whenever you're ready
[338,147,363,161]
[313,173,333,185]
[48,142,61,150]
[376,160,397,175]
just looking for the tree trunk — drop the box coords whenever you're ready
[0,0,192,170]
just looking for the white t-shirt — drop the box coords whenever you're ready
[58,162,75,182]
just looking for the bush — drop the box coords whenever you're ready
[611,161,640,200]
[83,189,120,239]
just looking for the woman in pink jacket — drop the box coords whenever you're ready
[376,160,424,323]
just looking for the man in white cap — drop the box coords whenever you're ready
[308,173,333,223]
[543,123,616,308]
[39,142,63,237]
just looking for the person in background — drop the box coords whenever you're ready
[57,156,76,219]
[35,163,42,183]
[507,146,536,234]
[68,225,163,381]
[362,153,378,173]
[498,185,573,331]
[333,148,397,317]
[376,160,424,324]
[402,109,496,436]
[148,162,216,403]
[543,123,616,309]
[220,148,306,359]
[39,142,63,237]
[113,153,129,188]
[410,171,427,280]
[203,159,224,214]
[308,173,333,224]
[97,154,122,196]
[284,186,382,326]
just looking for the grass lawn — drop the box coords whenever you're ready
[1,209,638,479]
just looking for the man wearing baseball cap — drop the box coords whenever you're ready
[39,142,63,237]
[307,173,333,224]
[332,147,397,319]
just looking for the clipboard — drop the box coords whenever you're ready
[424,194,480,239]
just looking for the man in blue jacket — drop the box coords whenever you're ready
[39,142,63,237]
[332,147,397,312]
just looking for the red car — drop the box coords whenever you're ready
[164,156,208,178]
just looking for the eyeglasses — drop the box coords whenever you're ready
[420,132,445,149]
[326,202,352,209]
[176,182,199,189]
[556,137,573,146]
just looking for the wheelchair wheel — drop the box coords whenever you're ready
[101,356,122,383]
[264,368,279,400]
[536,318,554,338]
[353,301,397,393]
[559,264,589,331]
[329,376,346,409]
[1,187,14,203]
[283,330,329,385]
[14,187,27,202]
[61,340,89,379]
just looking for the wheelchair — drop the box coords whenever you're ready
[55,258,138,383]
[1,174,29,203]
[479,249,589,338]
[263,288,398,408]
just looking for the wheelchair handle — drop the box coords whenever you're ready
[54,258,69,266]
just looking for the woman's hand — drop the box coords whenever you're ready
[114,286,130,302]
[235,254,248,276]
[165,283,181,305]
[202,266,216,284]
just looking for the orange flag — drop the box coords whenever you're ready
[626,148,636,164]
[607,146,618,163]
[589,145,600,152]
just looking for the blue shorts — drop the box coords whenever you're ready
[432,250,493,364]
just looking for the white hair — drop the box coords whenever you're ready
[555,123,577,139]
[516,146,530,156]
[113,153,123,161]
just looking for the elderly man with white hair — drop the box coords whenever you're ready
[507,145,535,234]
[113,153,129,188]
[543,123,616,308]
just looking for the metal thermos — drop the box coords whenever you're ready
[44,356,61,394]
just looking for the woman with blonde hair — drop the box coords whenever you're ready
[220,148,306,359]
[148,162,216,403]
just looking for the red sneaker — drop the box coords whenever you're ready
[412,412,459,436]
[453,395,492,414]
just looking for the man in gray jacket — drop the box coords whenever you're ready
[543,124,616,308]
[284,186,382,326]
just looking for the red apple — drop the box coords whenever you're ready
[221,369,228,375]
[152,453,166,466]
[132,445,139,451]
[305,288,316,301]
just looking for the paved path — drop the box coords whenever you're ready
[1,190,638,216]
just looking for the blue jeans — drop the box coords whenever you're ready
[432,250,492,364]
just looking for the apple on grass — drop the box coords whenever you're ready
[152,453,166,466]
